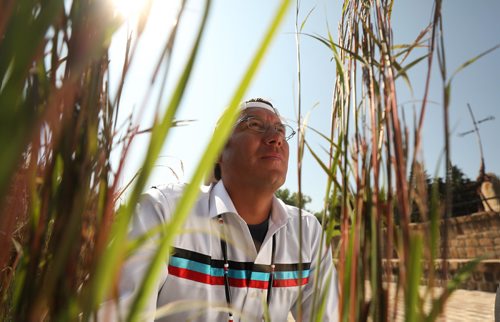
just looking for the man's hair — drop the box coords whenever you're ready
[211,97,275,182]
[245,97,274,107]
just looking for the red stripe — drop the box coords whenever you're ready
[168,266,224,285]
[228,277,248,288]
[169,266,308,288]
[223,277,268,289]
[246,279,268,289]
[274,277,309,287]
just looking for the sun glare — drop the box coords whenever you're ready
[111,0,180,27]
[112,0,146,20]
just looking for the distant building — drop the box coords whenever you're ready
[480,173,500,212]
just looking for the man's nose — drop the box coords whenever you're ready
[264,128,284,146]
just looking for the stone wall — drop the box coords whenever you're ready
[333,211,500,292]
[409,211,500,292]
[382,259,500,292]
[410,211,500,259]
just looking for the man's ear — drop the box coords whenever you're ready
[204,152,223,185]
[214,163,222,181]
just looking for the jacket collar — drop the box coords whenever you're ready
[208,181,289,228]
[209,180,238,217]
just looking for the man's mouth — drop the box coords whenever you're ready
[261,153,283,161]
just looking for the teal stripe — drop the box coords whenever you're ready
[170,257,310,281]
[227,269,248,279]
[170,258,270,281]
[245,271,270,281]
[170,257,224,277]
[274,270,310,280]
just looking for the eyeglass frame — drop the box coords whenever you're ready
[235,115,296,141]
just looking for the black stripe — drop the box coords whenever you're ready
[171,247,311,272]
[172,247,219,265]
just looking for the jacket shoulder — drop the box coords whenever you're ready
[281,202,321,228]
[144,182,187,199]
[139,183,210,218]
[282,202,317,219]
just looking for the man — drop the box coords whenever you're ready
[116,98,339,321]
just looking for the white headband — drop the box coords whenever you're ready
[239,101,280,115]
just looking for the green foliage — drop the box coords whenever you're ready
[301,1,485,321]
[275,188,311,210]
[1,1,122,320]
[0,0,292,320]
[0,0,491,321]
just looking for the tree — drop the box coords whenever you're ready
[409,164,482,222]
[448,165,482,216]
[275,188,312,210]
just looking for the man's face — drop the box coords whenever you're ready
[219,107,290,191]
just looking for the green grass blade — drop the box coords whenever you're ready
[0,0,65,207]
[300,6,316,32]
[304,140,342,191]
[126,0,292,320]
[449,43,500,82]
[393,54,429,94]
[424,258,482,322]
[304,32,368,67]
[88,1,212,313]
[405,234,423,322]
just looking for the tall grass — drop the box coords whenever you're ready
[301,0,497,321]
[1,1,124,320]
[0,0,494,321]
[0,0,291,320]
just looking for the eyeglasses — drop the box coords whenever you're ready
[236,116,296,141]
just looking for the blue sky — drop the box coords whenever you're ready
[109,0,500,212]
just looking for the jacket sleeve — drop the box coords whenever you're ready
[291,216,339,322]
[98,188,171,321]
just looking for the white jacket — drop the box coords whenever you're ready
[110,181,338,322]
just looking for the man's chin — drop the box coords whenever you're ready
[268,174,287,191]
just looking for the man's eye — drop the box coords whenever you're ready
[248,119,264,130]
[275,124,286,134]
